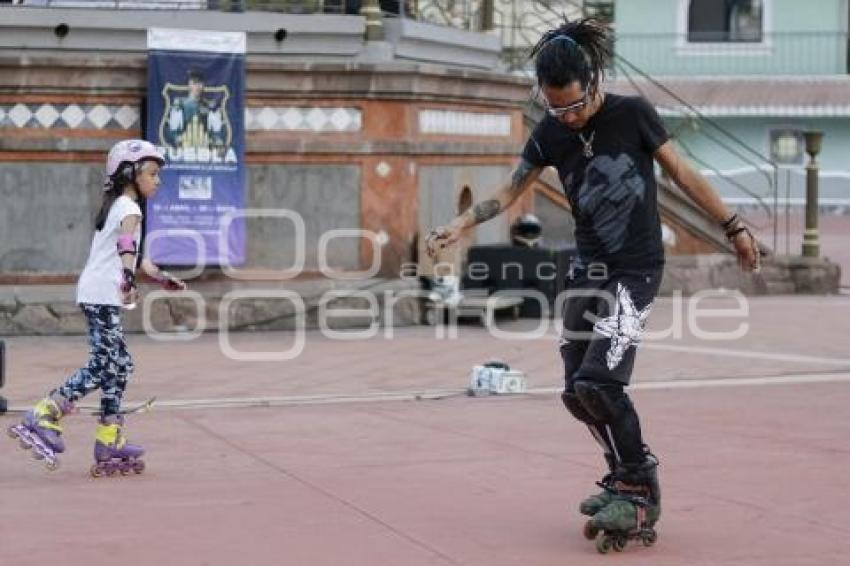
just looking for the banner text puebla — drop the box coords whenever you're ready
[146,28,246,266]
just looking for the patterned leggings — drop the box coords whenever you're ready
[54,304,133,417]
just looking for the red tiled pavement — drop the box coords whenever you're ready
[2,296,850,565]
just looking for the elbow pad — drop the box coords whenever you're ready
[117,234,137,257]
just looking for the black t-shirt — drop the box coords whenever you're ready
[522,93,668,269]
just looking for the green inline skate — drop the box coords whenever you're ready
[582,454,660,553]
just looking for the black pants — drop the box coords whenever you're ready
[559,267,661,469]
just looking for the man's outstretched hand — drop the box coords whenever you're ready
[731,229,761,272]
[425,225,462,258]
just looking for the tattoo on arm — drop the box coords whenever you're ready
[472,199,501,223]
[466,159,536,226]
[511,159,536,192]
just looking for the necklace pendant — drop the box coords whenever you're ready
[579,130,595,159]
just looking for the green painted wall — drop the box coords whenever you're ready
[614,0,849,76]
[664,116,850,203]
[616,0,678,35]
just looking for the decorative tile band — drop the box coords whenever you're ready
[245,106,362,132]
[419,109,512,137]
[0,103,362,133]
[0,103,140,130]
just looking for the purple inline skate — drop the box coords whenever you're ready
[7,396,74,471]
[90,415,145,478]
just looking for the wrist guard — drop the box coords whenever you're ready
[120,268,136,293]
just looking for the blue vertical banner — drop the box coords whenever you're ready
[146,28,246,266]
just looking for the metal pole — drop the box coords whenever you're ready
[772,164,778,252]
[785,168,790,256]
[801,131,823,257]
[0,339,6,415]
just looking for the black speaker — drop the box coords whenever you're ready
[462,245,574,318]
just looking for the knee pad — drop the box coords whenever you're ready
[561,391,598,425]
[573,380,631,424]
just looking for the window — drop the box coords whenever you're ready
[688,0,764,42]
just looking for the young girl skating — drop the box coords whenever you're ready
[8,139,186,475]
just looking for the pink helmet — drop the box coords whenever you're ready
[106,139,165,177]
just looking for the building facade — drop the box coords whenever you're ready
[611,0,850,254]
[0,4,534,281]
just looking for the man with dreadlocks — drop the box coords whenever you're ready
[426,18,759,551]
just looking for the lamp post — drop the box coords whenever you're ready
[802,130,823,257]
[0,340,6,414]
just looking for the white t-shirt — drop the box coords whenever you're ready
[76,195,142,306]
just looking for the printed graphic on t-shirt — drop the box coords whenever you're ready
[568,153,645,255]
[521,94,668,269]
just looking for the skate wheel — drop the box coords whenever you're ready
[119,461,131,475]
[132,460,145,474]
[90,464,105,478]
[45,459,60,471]
[613,536,627,552]
[642,530,658,546]
[7,426,18,439]
[582,520,599,540]
[596,535,613,554]
[31,450,44,461]
[19,439,32,450]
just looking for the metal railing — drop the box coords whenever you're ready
[612,54,781,247]
[402,0,584,70]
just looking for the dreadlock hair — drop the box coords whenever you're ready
[530,18,613,95]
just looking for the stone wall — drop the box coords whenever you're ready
[0,54,531,280]
[0,164,102,273]
[0,254,839,336]
[0,163,365,274]
[0,278,422,336]
[245,164,362,270]
[660,255,841,296]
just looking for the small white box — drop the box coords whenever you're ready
[468,364,527,395]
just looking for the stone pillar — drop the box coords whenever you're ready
[481,0,495,31]
[802,130,823,257]
[360,0,385,41]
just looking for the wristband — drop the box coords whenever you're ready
[120,268,136,293]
